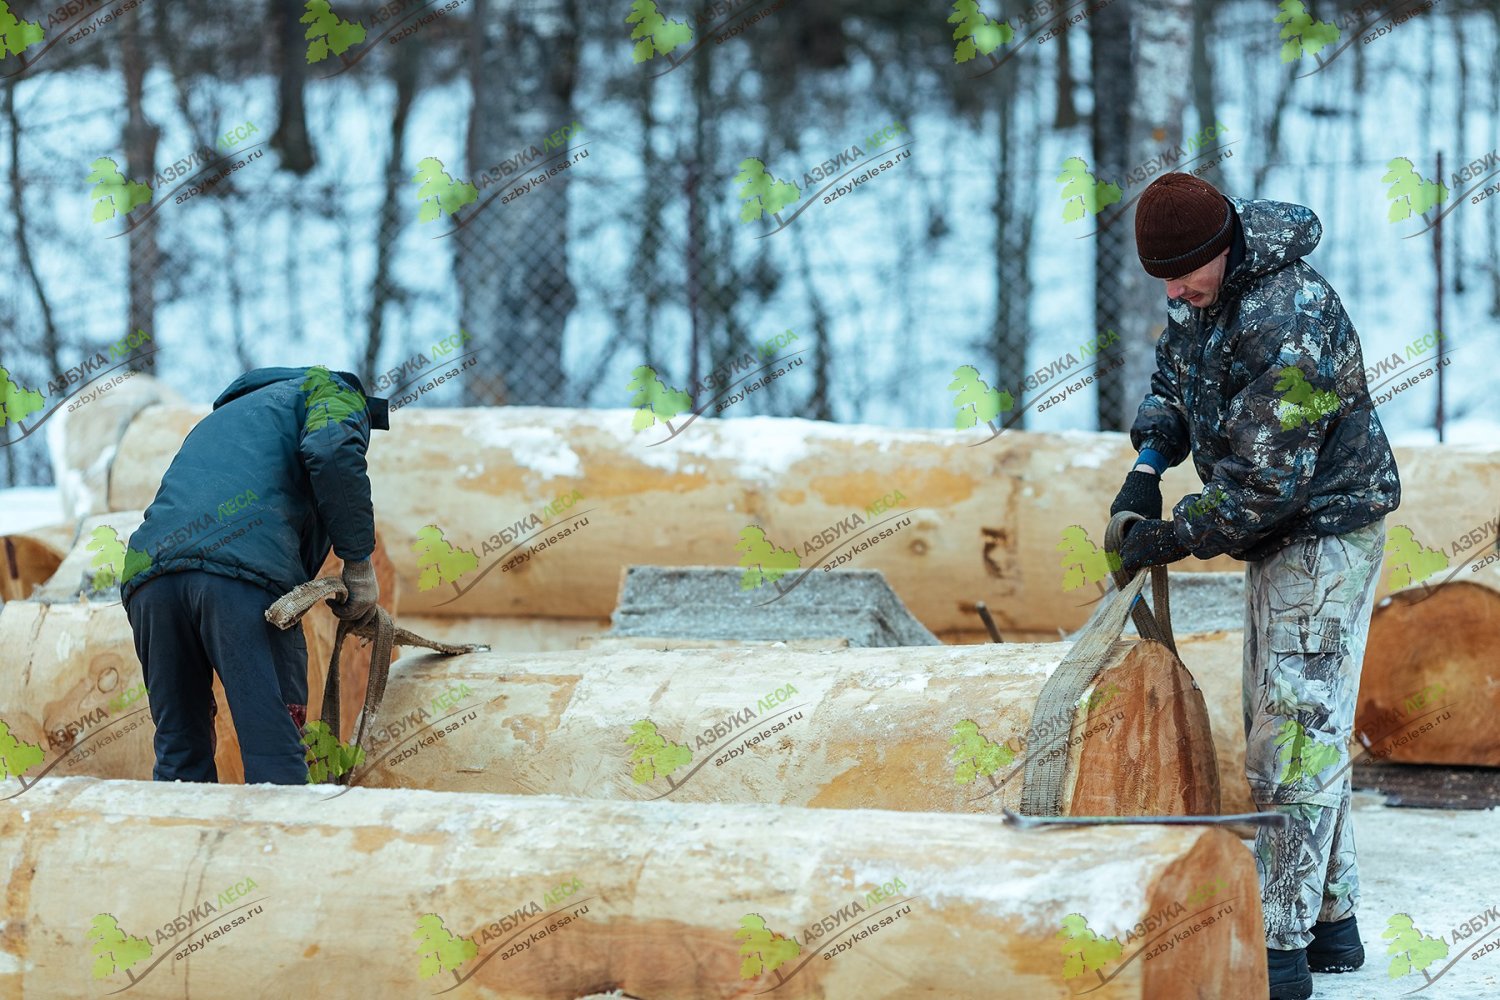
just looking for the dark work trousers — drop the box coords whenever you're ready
[125,571,309,784]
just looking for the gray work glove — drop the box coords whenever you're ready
[330,557,379,626]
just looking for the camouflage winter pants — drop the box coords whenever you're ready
[1242,518,1386,952]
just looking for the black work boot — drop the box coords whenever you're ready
[1308,915,1365,973]
[1267,947,1313,1000]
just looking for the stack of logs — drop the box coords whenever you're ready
[3,378,1495,997]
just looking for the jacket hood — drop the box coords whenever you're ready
[1223,197,1322,292]
[212,367,387,429]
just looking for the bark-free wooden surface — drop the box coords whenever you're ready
[0,522,71,602]
[1174,631,1253,816]
[108,407,1245,634]
[0,600,331,786]
[1359,563,1500,765]
[353,642,1222,818]
[101,406,1499,635]
[0,777,1267,1000]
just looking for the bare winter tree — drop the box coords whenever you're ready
[269,0,317,174]
[121,12,161,348]
[457,0,579,405]
[1113,0,1192,432]
[1089,1,1133,432]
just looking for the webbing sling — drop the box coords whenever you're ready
[265,577,485,785]
[1019,511,1177,816]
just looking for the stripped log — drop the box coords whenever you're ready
[0,600,333,786]
[0,521,72,602]
[395,614,607,656]
[0,776,1268,1000]
[97,406,1496,634]
[0,525,397,784]
[351,642,1222,818]
[20,509,394,755]
[1173,631,1253,816]
[1358,561,1500,766]
[47,368,183,521]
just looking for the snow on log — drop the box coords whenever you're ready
[98,406,1498,636]
[1358,561,1500,766]
[349,641,1222,818]
[45,369,183,522]
[0,777,1268,999]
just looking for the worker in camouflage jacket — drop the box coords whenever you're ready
[1107,173,1400,1000]
[121,367,389,786]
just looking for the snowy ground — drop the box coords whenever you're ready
[1252,791,1500,1000]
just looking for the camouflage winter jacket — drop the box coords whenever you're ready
[1130,196,1401,562]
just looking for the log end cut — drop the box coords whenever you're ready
[1069,640,1223,817]
[1360,580,1499,765]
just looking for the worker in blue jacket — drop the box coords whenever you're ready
[121,366,389,785]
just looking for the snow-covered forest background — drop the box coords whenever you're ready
[1,0,1497,494]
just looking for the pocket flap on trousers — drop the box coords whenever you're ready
[1269,615,1345,655]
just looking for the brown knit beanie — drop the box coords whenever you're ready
[1135,173,1234,278]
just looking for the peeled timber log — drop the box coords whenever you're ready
[97,405,1500,635]
[352,642,1223,818]
[0,777,1268,1000]
[0,529,396,785]
[1174,631,1253,816]
[0,521,72,601]
[1358,561,1500,765]
[0,601,332,787]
